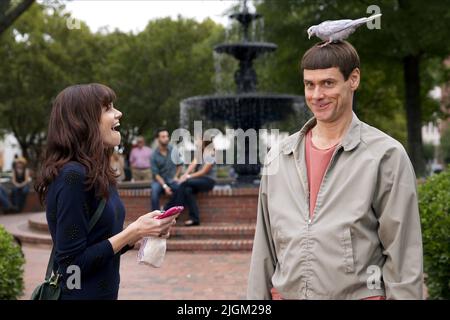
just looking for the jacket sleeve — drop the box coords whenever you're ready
[54,166,115,277]
[372,144,424,299]
[247,172,277,300]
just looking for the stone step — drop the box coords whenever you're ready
[170,224,255,239]
[165,239,253,251]
[12,222,254,251]
[28,214,256,240]
[28,214,49,232]
[11,214,255,251]
[10,222,53,246]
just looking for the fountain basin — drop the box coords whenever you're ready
[181,92,305,128]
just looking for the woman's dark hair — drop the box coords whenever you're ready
[300,40,360,80]
[36,83,118,204]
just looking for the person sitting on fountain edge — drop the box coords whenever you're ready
[165,138,216,226]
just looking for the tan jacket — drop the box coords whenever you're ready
[247,113,423,300]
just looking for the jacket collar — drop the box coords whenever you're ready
[281,112,362,155]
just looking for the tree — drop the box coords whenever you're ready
[256,0,450,176]
[0,0,35,35]
[0,4,226,169]
[0,3,102,169]
[95,17,225,155]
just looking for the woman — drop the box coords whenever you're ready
[167,140,216,226]
[11,157,31,212]
[36,83,178,300]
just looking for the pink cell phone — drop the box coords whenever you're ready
[156,206,184,219]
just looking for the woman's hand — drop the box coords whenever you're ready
[109,210,178,254]
[130,210,178,240]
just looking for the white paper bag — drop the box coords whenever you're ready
[137,236,167,267]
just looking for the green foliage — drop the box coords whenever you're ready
[0,3,101,167]
[0,3,226,165]
[418,167,450,299]
[95,18,225,151]
[0,225,25,300]
[1,0,449,173]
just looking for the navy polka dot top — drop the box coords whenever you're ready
[46,161,131,300]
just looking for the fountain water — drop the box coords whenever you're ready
[180,0,309,184]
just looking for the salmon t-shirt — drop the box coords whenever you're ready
[305,129,338,219]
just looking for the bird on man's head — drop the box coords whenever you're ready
[307,14,382,47]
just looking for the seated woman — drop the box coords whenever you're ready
[11,157,31,212]
[166,140,216,226]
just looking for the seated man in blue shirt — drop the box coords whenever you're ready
[150,128,182,210]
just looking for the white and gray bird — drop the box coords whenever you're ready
[307,14,382,47]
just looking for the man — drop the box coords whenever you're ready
[247,41,423,300]
[150,128,182,211]
[129,136,152,181]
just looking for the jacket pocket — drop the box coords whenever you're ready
[341,228,355,273]
[274,230,289,275]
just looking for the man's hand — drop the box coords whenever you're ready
[163,184,173,196]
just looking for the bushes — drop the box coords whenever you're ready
[418,167,450,299]
[0,225,24,299]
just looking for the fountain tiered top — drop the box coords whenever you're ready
[179,0,307,183]
[214,42,276,62]
[229,3,260,42]
[212,0,278,93]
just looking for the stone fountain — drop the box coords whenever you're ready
[180,0,308,184]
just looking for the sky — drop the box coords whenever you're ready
[57,0,245,33]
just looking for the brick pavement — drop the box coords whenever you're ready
[2,211,252,299]
[19,245,251,300]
